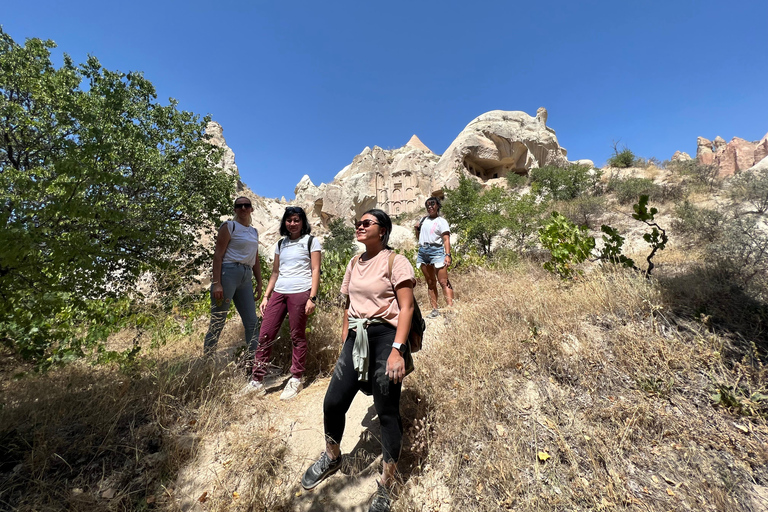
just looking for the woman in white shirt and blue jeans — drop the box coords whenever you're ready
[204,196,263,355]
[246,206,321,400]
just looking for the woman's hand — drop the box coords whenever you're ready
[212,283,224,301]
[386,349,406,384]
[260,296,269,315]
[305,298,316,316]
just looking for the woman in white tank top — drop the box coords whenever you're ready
[203,196,263,356]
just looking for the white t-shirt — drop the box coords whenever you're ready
[223,220,259,267]
[418,216,450,246]
[274,234,322,294]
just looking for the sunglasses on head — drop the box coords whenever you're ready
[285,206,304,214]
[355,219,380,229]
[234,202,252,209]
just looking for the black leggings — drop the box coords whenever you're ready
[323,323,403,463]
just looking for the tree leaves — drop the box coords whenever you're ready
[0,28,236,364]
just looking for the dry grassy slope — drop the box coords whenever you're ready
[2,164,767,512]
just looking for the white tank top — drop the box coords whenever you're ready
[222,220,259,267]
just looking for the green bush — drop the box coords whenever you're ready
[607,146,637,168]
[505,193,549,250]
[323,218,357,255]
[556,195,606,229]
[538,212,596,279]
[673,201,726,243]
[607,176,660,204]
[505,173,527,189]
[729,167,768,214]
[529,164,602,201]
[667,159,720,191]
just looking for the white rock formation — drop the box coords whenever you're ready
[432,108,569,188]
[206,121,239,178]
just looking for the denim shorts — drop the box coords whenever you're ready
[416,244,446,268]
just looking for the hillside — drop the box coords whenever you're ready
[1,162,768,512]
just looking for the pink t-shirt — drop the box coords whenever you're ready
[340,250,416,329]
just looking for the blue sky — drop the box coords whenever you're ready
[4,0,767,199]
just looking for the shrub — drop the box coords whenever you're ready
[505,172,527,189]
[673,201,726,243]
[538,212,596,278]
[505,193,549,250]
[729,167,768,214]
[556,195,606,229]
[529,164,602,201]
[668,159,720,191]
[607,176,661,204]
[323,217,357,255]
[607,144,637,168]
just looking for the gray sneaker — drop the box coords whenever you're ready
[368,482,392,512]
[426,309,439,319]
[301,452,343,490]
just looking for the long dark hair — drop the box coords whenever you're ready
[362,208,392,250]
[279,206,311,237]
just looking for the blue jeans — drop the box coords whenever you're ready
[204,262,260,354]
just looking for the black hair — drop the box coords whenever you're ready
[361,208,392,250]
[279,206,311,237]
[425,196,441,211]
[234,196,251,207]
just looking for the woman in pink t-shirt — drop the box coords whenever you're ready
[301,209,415,512]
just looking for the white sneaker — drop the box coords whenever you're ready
[280,377,304,401]
[242,380,266,397]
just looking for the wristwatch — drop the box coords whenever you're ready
[392,342,406,353]
[309,295,317,303]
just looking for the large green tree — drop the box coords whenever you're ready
[0,29,235,363]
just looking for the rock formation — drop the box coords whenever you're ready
[671,151,692,162]
[695,132,768,177]
[206,121,240,179]
[432,108,569,186]
[295,141,441,224]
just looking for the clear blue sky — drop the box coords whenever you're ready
[4,1,767,199]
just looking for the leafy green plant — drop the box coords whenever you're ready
[505,193,549,250]
[598,225,635,269]
[711,383,768,418]
[632,195,668,277]
[538,212,596,279]
[672,201,726,243]
[529,164,602,201]
[443,177,508,257]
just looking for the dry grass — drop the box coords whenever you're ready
[2,255,767,511]
[398,264,767,511]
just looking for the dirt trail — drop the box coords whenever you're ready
[174,311,450,511]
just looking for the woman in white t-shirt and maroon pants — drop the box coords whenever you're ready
[245,206,321,400]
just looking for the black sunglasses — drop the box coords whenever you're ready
[234,203,252,209]
[285,206,304,214]
[355,219,380,229]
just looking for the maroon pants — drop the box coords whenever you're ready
[252,289,310,381]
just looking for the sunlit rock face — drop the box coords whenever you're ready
[432,108,570,187]
[294,137,442,225]
[696,132,768,177]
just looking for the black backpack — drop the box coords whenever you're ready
[277,235,315,255]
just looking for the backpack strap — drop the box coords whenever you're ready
[307,235,314,256]
[227,220,236,233]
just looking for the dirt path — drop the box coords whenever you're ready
[174,311,451,511]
